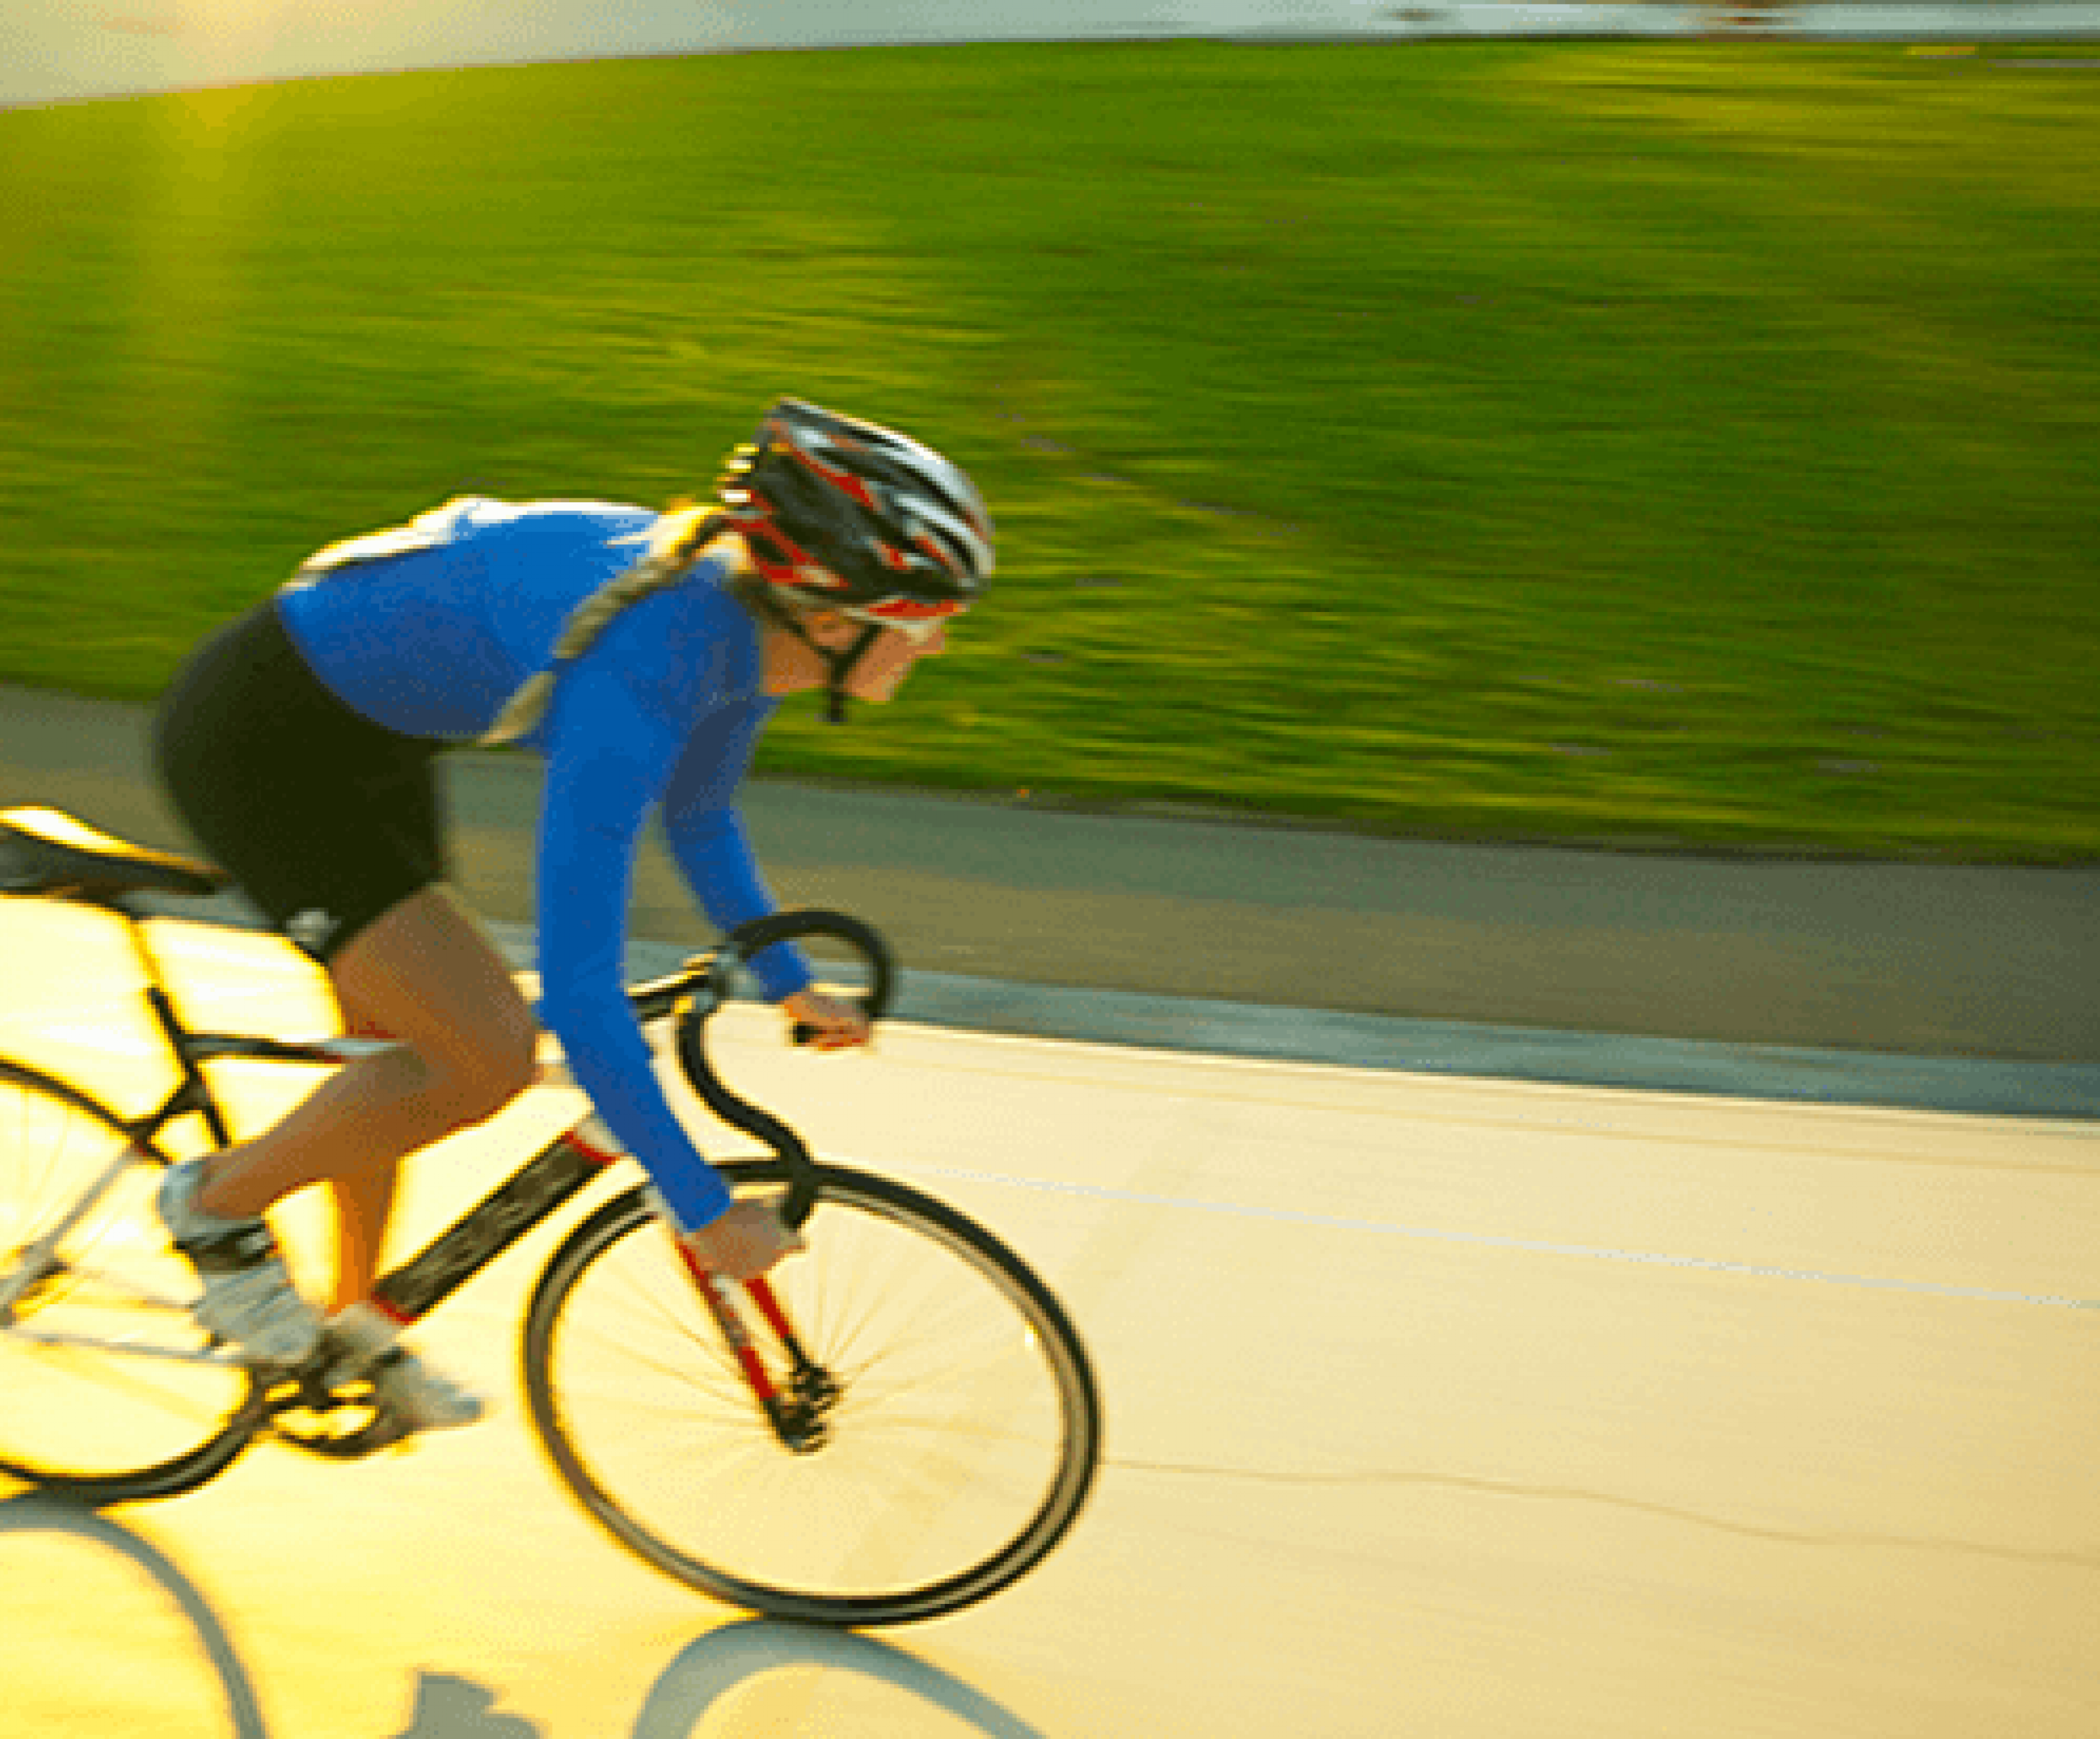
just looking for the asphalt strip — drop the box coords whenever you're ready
[481,922,2100,1125]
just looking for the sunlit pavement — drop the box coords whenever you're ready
[2,900,2096,1739]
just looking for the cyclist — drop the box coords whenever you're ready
[150,398,993,1431]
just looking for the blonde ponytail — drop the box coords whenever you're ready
[480,507,729,746]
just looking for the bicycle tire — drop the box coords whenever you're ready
[0,1058,265,1502]
[522,1161,1101,1627]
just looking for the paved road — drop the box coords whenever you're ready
[3,914,2095,1739]
[2,682,2097,1114]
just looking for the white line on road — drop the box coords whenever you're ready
[899,1161,2100,1312]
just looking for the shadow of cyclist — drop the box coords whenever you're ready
[0,1490,272,1737]
[631,1617,1050,1739]
[387,1671,544,1738]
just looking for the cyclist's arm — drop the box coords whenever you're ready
[659,702,815,1007]
[535,652,740,1233]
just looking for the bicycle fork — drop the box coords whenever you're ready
[677,1255,839,1454]
[562,1102,841,1456]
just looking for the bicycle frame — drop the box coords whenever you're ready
[9,899,891,1446]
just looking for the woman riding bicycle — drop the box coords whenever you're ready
[149,398,994,1433]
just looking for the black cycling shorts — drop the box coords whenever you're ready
[152,598,448,964]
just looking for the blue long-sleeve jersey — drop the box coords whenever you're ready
[275,496,813,1231]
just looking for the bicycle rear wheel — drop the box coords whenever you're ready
[0,1059,262,1501]
[523,1160,1101,1626]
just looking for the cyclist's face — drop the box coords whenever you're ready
[846,621,947,704]
[798,613,948,704]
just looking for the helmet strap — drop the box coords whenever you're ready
[789,619,883,724]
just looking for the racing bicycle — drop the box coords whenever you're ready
[0,807,1101,1627]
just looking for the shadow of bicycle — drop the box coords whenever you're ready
[0,1489,273,1737]
[631,1618,1051,1739]
[2,1492,1050,1739]
[0,1492,547,1738]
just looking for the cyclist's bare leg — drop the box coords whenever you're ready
[325,1158,403,1312]
[193,886,539,1302]
[321,1007,405,1309]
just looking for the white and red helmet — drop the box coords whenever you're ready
[715,398,994,634]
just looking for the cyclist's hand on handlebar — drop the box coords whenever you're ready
[679,1197,806,1281]
[782,988,870,1051]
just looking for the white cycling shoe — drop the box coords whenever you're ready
[362,1348,486,1433]
[328,1304,486,1434]
[156,1158,326,1366]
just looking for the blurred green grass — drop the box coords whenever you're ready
[1,41,2095,857]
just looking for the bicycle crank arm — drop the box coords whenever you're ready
[260,1357,417,1459]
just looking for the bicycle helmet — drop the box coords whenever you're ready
[716,400,993,717]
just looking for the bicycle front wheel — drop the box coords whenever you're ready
[0,1059,262,1501]
[523,1161,1101,1626]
